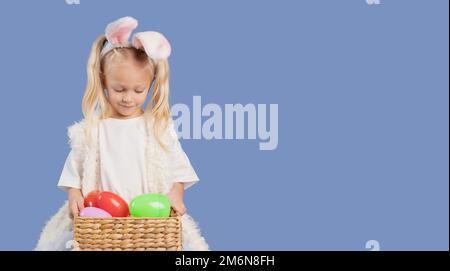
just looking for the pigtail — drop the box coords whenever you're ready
[145,59,172,151]
[81,35,111,140]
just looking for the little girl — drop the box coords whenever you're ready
[35,16,209,251]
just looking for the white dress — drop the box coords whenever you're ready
[57,115,199,202]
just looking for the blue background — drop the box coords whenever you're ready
[0,0,448,250]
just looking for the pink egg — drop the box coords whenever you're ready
[80,207,112,218]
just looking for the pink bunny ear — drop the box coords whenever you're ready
[105,16,138,44]
[132,31,172,61]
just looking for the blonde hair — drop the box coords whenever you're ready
[81,35,171,149]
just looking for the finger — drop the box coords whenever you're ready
[177,205,187,216]
[77,200,84,212]
[71,201,79,217]
[68,205,74,219]
[173,205,181,215]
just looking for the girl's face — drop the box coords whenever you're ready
[103,60,154,119]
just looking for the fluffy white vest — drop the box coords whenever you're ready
[35,115,210,251]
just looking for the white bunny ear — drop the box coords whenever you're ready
[105,16,138,45]
[132,31,172,61]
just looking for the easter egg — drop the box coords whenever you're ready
[79,207,112,218]
[96,191,129,217]
[129,193,171,218]
[84,190,100,207]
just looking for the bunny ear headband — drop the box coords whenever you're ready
[100,16,171,61]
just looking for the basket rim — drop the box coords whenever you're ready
[74,215,181,221]
[74,207,182,220]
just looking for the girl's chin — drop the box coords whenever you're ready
[115,106,142,117]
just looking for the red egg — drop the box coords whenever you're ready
[84,190,100,208]
[96,191,129,217]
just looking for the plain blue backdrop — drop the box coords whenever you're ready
[0,0,448,250]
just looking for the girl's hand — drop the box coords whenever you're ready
[67,188,84,219]
[166,182,187,216]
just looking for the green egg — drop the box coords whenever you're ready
[129,193,171,218]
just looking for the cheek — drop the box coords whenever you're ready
[134,93,148,104]
[107,92,121,102]
[107,92,126,105]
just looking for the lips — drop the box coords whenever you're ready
[120,105,134,109]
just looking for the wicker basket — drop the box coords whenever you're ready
[73,209,182,251]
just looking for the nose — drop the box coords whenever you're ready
[122,93,132,103]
